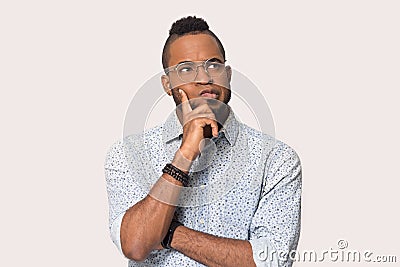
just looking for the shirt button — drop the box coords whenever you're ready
[200,218,205,224]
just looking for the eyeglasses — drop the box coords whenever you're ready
[165,58,227,82]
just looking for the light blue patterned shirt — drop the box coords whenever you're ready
[105,107,302,266]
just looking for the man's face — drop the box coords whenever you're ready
[161,34,231,107]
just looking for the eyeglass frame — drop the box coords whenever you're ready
[164,58,228,83]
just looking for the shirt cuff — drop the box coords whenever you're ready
[249,237,280,267]
[110,211,125,255]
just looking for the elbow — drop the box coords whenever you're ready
[125,251,148,262]
[122,240,152,262]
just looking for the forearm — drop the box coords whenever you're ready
[120,173,181,261]
[120,150,193,261]
[171,226,256,267]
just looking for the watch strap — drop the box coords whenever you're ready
[161,220,183,249]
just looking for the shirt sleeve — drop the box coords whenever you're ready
[110,211,125,255]
[249,142,302,267]
[104,139,148,255]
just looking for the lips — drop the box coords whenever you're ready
[200,89,219,99]
[201,92,218,99]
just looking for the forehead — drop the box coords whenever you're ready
[168,33,223,66]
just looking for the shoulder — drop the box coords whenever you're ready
[240,123,274,145]
[239,123,302,194]
[270,140,300,166]
[104,124,164,169]
[240,122,300,165]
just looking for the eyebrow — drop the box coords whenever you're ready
[176,60,191,65]
[176,57,224,65]
[207,57,224,63]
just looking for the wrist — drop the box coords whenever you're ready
[169,224,184,250]
[178,146,199,162]
[172,148,195,172]
[161,220,183,249]
[162,163,189,187]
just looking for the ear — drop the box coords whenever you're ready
[161,74,172,96]
[225,65,232,83]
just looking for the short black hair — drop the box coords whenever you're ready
[162,16,226,69]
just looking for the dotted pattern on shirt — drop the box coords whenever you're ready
[105,110,302,267]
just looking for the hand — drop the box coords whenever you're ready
[178,89,218,161]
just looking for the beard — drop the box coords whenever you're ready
[173,89,231,133]
[172,86,231,137]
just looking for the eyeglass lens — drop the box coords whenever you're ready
[176,61,225,82]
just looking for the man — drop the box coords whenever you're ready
[105,16,302,267]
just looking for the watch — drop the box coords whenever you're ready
[161,220,183,249]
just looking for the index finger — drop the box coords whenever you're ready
[179,89,193,114]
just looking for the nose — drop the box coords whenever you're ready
[194,65,212,84]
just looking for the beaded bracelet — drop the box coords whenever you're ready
[162,163,189,187]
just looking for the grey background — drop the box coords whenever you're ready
[0,0,399,266]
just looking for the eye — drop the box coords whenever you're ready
[180,67,193,72]
[206,62,223,72]
[177,64,195,74]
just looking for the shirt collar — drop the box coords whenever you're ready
[163,106,239,146]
